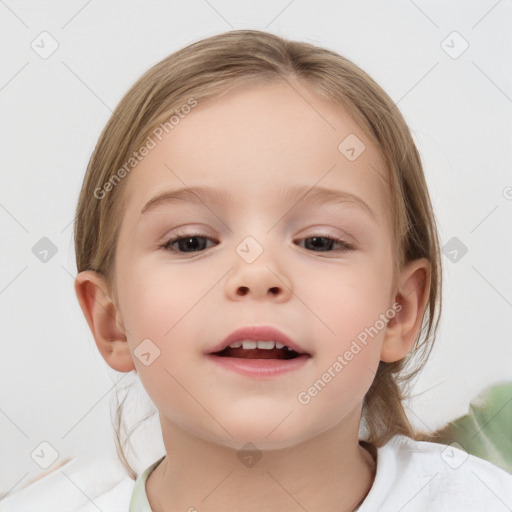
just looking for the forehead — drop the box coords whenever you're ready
[120,80,390,226]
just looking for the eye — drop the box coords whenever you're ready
[295,235,354,253]
[159,233,217,254]
[158,233,354,255]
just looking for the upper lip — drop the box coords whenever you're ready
[207,326,309,355]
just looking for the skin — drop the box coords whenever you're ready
[75,79,430,511]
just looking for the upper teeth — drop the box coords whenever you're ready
[229,340,290,350]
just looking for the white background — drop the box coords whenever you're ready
[1,0,511,498]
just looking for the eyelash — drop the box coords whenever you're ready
[158,231,354,254]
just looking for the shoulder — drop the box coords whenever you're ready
[360,434,512,511]
[0,451,135,512]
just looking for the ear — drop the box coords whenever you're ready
[74,270,135,373]
[380,258,431,363]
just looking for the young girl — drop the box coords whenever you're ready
[3,29,512,512]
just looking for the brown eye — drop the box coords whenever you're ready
[160,234,216,253]
[296,236,353,252]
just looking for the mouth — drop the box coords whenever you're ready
[207,338,311,378]
[207,326,311,361]
[211,341,303,360]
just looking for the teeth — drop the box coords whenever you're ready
[227,340,292,351]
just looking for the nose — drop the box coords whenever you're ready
[225,258,293,303]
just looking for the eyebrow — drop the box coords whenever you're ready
[140,185,377,221]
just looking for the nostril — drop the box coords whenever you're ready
[236,286,281,296]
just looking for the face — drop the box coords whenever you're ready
[112,81,398,450]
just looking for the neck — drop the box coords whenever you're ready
[146,409,377,512]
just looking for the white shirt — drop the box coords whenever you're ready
[2,435,512,511]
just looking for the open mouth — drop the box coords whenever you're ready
[212,346,301,360]
[207,339,311,376]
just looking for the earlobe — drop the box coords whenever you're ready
[74,270,135,373]
[380,258,431,363]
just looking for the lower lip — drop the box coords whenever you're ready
[206,354,311,377]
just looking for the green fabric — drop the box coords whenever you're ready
[129,455,165,512]
[430,381,512,474]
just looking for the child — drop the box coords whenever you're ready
[3,29,512,511]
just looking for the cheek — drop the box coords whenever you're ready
[119,257,211,336]
[296,272,386,420]
[116,259,213,386]
[117,263,211,417]
[300,261,393,343]
[298,261,393,402]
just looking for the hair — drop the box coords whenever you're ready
[73,29,443,479]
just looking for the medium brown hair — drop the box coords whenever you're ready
[74,29,443,479]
